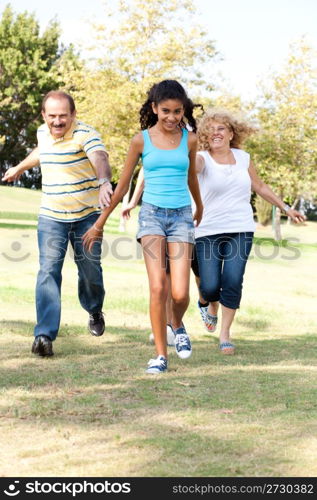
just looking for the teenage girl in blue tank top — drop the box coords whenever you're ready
[83,80,203,374]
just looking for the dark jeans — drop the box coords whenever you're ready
[195,232,254,310]
[34,214,105,340]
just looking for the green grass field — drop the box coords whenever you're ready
[0,186,316,477]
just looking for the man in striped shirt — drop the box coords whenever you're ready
[2,91,112,356]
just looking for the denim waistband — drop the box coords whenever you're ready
[141,201,192,214]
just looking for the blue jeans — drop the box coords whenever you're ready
[195,232,253,310]
[34,215,105,340]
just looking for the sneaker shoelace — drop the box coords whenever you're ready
[148,357,166,368]
[176,333,190,348]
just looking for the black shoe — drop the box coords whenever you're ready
[32,335,54,357]
[88,312,105,336]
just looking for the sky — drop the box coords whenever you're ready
[2,0,317,100]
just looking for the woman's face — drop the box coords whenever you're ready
[152,99,184,131]
[208,120,233,150]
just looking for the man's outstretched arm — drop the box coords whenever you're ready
[2,147,40,182]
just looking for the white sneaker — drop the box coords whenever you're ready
[146,355,168,374]
[149,324,175,346]
[166,324,175,346]
[172,323,192,359]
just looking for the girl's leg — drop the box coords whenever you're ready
[162,257,176,346]
[165,267,172,325]
[167,242,192,329]
[142,235,168,358]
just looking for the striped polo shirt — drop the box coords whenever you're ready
[37,120,107,222]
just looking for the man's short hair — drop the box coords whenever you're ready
[42,90,76,113]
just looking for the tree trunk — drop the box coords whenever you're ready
[273,206,282,241]
[286,197,299,225]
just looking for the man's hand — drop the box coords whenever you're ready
[2,166,22,183]
[2,148,39,183]
[87,150,112,208]
[99,181,113,209]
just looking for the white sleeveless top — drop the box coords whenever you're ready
[194,148,256,238]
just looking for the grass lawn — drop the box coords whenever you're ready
[0,186,316,477]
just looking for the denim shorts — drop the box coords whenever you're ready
[136,202,195,244]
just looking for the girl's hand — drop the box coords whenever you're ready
[193,205,203,227]
[82,224,103,252]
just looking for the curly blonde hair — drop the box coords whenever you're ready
[197,108,257,151]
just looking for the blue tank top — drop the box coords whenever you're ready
[141,128,191,208]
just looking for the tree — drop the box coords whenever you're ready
[247,39,317,239]
[0,5,79,187]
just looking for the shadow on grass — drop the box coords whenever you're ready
[0,222,37,230]
[1,320,317,476]
[1,320,316,389]
[236,316,270,331]
[1,320,148,338]
[1,343,316,410]
[2,319,316,362]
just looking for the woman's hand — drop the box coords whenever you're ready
[121,202,136,220]
[285,208,306,224]
[82,224,104,252]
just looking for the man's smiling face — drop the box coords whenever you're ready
[42,96,76,139]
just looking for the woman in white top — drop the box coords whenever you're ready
[194,109,305,354]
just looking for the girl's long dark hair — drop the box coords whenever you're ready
[139,80,203,132]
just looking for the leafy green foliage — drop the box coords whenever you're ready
[247,39,317,200]
[255,195,272,226]
[244,40,317,239]
[0,5,80,186]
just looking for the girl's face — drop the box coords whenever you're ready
[152,99,184,131]
[208,120,233,150]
